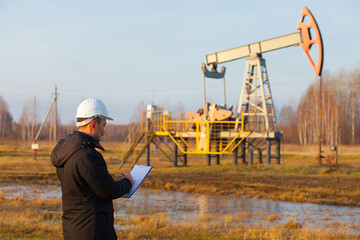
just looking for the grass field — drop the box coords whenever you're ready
[1,142,360,239]
[1,195,359,240]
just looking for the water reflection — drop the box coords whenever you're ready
[117,188,360,233]
[1,184,359,233]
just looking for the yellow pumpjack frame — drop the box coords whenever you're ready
[156,112,253,155]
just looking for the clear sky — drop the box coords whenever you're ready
[0,0,359,124]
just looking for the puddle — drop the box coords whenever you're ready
[0,184,60,199]
[1,184,359,234]
[116,188,360,233]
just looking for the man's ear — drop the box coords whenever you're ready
[90,120,96,130]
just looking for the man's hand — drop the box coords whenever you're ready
[124,173,134,185]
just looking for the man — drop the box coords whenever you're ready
[51,98,133,240]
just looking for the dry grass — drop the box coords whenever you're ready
[0,196,62,239]
[139,161,360,206]
[1,143,360,207]
[117,213,360,240]
[0,188,359,239]
[282,144,360,156]
[1,142,360,239]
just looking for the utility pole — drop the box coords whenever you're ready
[32,96,36,140]
[31,96,37,160]
[32,86,59,158]
[34,86,58,144]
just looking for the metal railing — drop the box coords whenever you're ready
[156,112,253,154]
[120,110,254,161]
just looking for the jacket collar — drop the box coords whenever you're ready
[73,131,105,151]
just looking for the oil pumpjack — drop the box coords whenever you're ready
[121,6,324,167]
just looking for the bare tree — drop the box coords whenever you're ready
[278,104,298,143]
[297,84,318,145]
[348,69,360,144]
[130,100,145,124]
[295,69,360,145]
[19,99,33,141]
[322,74,340,146]
[0,96,13,138]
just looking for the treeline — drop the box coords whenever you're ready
[1,68,359,145]
[0,96,132,142]
[279,68,360,145]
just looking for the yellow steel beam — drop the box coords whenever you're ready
[133,132,155,164]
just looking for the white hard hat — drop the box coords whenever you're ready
[76,98,113,127]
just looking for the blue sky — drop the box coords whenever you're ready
[0,0,359,124]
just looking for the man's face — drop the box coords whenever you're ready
[93,118,107,142]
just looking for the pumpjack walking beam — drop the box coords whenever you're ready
[205,7,323,77]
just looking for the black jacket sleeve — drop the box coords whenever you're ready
[76,149,132,200]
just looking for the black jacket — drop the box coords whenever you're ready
[51,131,132,240]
